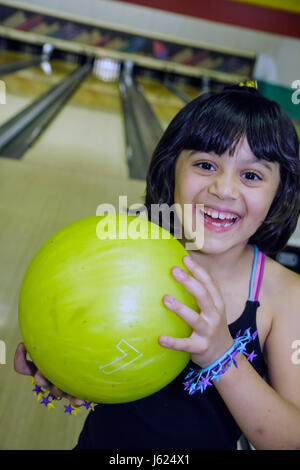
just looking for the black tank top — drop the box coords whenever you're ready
[75,245,267,450]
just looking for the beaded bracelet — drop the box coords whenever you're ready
[183,327,258,395]
[31,377,98,415]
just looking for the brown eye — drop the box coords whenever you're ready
[195,162,215,171]
[242,172,261,181]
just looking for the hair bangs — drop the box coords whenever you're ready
[179,93,257,157]
[247,106,299,171]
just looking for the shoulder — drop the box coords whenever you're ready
[256,255,299,349]
[263,254,300,316]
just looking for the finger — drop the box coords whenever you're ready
[14,344,85,407]
[183,256,224,312]
[34,370,52,389]
[33,374,83,405]
[50,387,84,406]
[70,397,85,407]
[14,342,37,376]
[171,266,216,315]
[47,387,85,406]
[163,295,205,332]
[159,334,207,354]
[51,385,68,399]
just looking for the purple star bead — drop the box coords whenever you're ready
[245,350,257,362]
[252,330,258,341]
[40,396,51,408]
[64,404,74,415]
[32,385,43,396]
[200,375,212,391]
[47,392,57,401]
[83,402,93,410]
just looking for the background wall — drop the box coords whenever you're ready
[7,0,300,88]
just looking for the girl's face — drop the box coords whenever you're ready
[174,137,280,254]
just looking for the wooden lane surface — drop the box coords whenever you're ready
[136,75,185,130]
[22,72,128,181]
[0,52,76,126]
[0,157,145,450]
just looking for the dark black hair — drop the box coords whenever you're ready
[144,85,300,255]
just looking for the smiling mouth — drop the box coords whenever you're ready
[199,208,241,228]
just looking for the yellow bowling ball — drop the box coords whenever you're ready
[18,214,198,404]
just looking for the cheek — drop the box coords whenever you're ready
[174,178,188,204]
[173,181,181,204]
[248,191,276,220]
[174,172,201,205]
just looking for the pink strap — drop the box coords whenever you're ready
[253,252,266,301]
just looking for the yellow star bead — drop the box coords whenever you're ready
[36,391,45,401]
[47,402,56,410]
[71,406,80,416]
[90,403,98,411]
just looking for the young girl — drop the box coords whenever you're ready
[15,83,300,450]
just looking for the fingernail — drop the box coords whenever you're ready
[164,295,174,305]
[74,400,84,407]
[159,336,168,347]
[173,267,185,278]
[36,380,46,389]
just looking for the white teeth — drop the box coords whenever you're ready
[211,221,234,227]
[202,208,237,220]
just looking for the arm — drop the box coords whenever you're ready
[214,350,300,449]
[159,256,300,450]
[214,270,300,450]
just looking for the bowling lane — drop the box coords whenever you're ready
[0,156,146,450]
[0,51,76,127]
[0,50,33,65]
[22,71,128,180]
[136,75,185,130]
[174,80,201,101]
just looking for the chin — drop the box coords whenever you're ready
[199,238,245,255]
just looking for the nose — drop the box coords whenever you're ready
[207,171,239,200]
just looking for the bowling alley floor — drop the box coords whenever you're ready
[0,156,146,450]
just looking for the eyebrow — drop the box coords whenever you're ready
[187,150,273,172]
[246,157,273,172]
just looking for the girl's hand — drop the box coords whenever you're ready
[14,342,85,407]
[159,255,234,368]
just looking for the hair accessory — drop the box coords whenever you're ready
[239,80,258,90]
[30,377,98,415]
[183,327,258,395]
